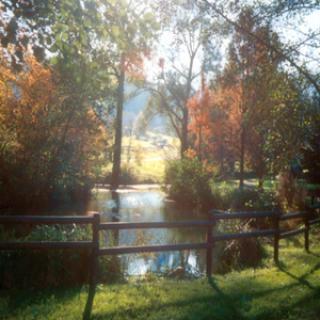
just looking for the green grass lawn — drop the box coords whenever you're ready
[1,233,320,320]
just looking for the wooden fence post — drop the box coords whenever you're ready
[83,213,100,320]
[206,214,215,278]
[304,211,310,252]
[273,210,280,265]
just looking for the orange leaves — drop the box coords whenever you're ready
[0,57,60,172]
[187,82,212,137]
[12,57,57,132]
[187,79,245,163]
[0,54,108,169]
[124,49,148,82]
[18,56,55,109]
[184,148,197,159]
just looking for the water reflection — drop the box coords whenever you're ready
[88,188,207,276]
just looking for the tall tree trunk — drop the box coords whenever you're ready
[239,127,245,189]
[180,108,189,157]
[111,55,125,190]
[180,53,196,158]
[258,177,264,190]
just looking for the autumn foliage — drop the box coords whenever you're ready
[0,56,108,210]
[188,77,244,174]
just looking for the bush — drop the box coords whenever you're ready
[164,158,214,210]
[211,184,277,212]
[209,186,276,273]
[213,221,266,273]
[277,171,307,211]
[0,224,91,289]
[0,224,121,289]
[0,57,108,211]
[214,237,265,273]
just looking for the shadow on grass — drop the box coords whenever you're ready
[278,261,320,291]
[208,276,246,320]
[206,261,320,320]
[90,269,320,320]
[2,286,83,313]
[91,292,236,320]
[309,251,320,258]
[2,256,320,320]
[252,289,320,320]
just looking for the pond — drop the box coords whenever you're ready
[86,186,209,277]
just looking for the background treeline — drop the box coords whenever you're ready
[0,0,319,212]
[0,0,160,211]
[162,4,320,210]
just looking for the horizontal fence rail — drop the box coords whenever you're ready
[214,229,276,241]
[211,210,277,219]
[99,242,209,256]
[99,220,215,230]
[280,228,305,239]
[279,212,306,221]
[0,215,96,251]
[0,215,94,224]
[310,217,320,225]
[0,241,94,250]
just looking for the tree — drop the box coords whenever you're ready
[0,55,108,209]
[216,7,305,187]
[302,117,320,185]
[199,0,320,96]
[187,77,241,175]
[146,1,219,157]
[102,0,159,190]
[188,7,306,188]
[1,0,160,191]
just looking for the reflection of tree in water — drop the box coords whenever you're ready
[99,190,210,276]
[106,191,122,280]
[161,202,210,275]
[127,201,208,275]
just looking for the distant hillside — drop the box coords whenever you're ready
[123,85,171,135]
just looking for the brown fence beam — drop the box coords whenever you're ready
[206,215,215,278]
[280,212,305,221]
[280,228,305,239]
[0,241,94,250]
[273,212,280,265]
[304,212,310,252]
[0,215,94,224]
[99,220,214,230]
[99,242,208,256]
[214,229,275,241]
[309,217,320,226]
[83,213,100,320]
[211,210,274,220]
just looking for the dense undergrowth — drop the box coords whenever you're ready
[164,157,315,212]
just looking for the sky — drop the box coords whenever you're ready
[143,4,320,89]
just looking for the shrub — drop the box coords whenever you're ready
[0,225,89,289]
[0,57,108,211]
[164,158,214,210]
[214,237,265,273]
[211,184,277,212]
[213,221,266,273]
[277,171,307,211]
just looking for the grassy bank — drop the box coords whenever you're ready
[1,233,320,320]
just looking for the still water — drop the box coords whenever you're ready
[87,187,208,277]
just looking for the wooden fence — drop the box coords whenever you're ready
[0,209,319,319]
